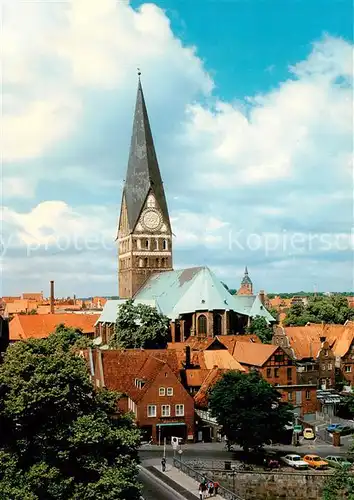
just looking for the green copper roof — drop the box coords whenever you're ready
[96,267,275,324]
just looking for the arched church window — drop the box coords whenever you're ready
[145,239,150,250]
[147,195,155,208]
[144,257,148,267]
[163,239,168,250]
[214,314,223,336]
[139,258,144,268]
[198,314,207,335]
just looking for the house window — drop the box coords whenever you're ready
[287,368,292,380]
[198,314,207,335]
[306,390,311,400]
[266,368,271,377]
[214,314,223,336]
[274,354,284,363]
[159,387,166,396]
[288,392,293,401]
[167,387,173,396]
[327,363,332,370]
[175,404,184,416]
[147,405,156,417]
[274,368,279,378]
[161,405,170,417]
[345,366,352,373]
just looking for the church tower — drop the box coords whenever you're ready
[117,76,173,298]
[237,266,253,295]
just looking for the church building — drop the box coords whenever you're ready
[95,77,274,344]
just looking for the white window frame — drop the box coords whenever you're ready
[167,387,173,396]
[175,404,184,416]
[159,387,166,396]
[147,405,156,418]
[345,365,352,373]
[161,405,170,417]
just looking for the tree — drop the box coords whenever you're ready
[209,371,293,452]
[283,295,354,326]
[110,299,170,349]
[323,464,354,499]
[0,327,142,500]
[246,316,274,344]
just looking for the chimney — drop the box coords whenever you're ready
[50,280,55,314]
[259,290,265,305]
[185,346,191,368]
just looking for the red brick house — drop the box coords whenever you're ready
[87,348,195,443]
[231,342,297,386]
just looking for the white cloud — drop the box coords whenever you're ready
[1,1,353,294]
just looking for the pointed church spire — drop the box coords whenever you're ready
[123,74,170,232]
[245,266,248,275]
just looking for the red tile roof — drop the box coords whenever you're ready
[98,349,180,402]
[232,342,279,367]
[9,313,100,341]
[282,324,346,359]
[194,367,226,408]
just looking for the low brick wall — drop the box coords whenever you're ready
[207,470,329,500]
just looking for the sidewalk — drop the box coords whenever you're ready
[153,465,225,499]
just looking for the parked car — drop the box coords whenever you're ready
[303,428,315,440]
[336,426,354,436]
[303,455,328,470]
[325,456,352,469]
[327,423,342,433]
[281,454,309,470]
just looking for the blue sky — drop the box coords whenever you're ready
[2,0,353,297]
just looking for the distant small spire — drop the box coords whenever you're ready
[137,67,141,78]
[245,266,248,275]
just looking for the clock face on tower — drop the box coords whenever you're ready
[142,209,162,230]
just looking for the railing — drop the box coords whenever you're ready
[173,457,245,500]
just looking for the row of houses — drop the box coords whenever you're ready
[3,311,354,442]
[80,334,320,443]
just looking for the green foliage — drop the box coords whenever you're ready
[0,327,141,500]
[209,371,293,451]
[283,295,354,326]
[110,299,170,349]
[268,307,279,322]
[246,316,274,344]
[322,465,354,500]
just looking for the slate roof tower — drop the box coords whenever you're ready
[117,75,173,298]
[237,266,253,295]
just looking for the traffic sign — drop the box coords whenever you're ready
[171,436,179,450]
[294,425,302,433]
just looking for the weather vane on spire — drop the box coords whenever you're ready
[137,67,141,78]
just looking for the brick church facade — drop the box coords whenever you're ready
[117,76,173,298]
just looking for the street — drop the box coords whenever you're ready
[139,440,351,465]
[138,467,186,500]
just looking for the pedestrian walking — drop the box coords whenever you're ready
[214,480,220,496]
[198,482,204,500]
[161,457,166,472]
[208,481,214,497]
